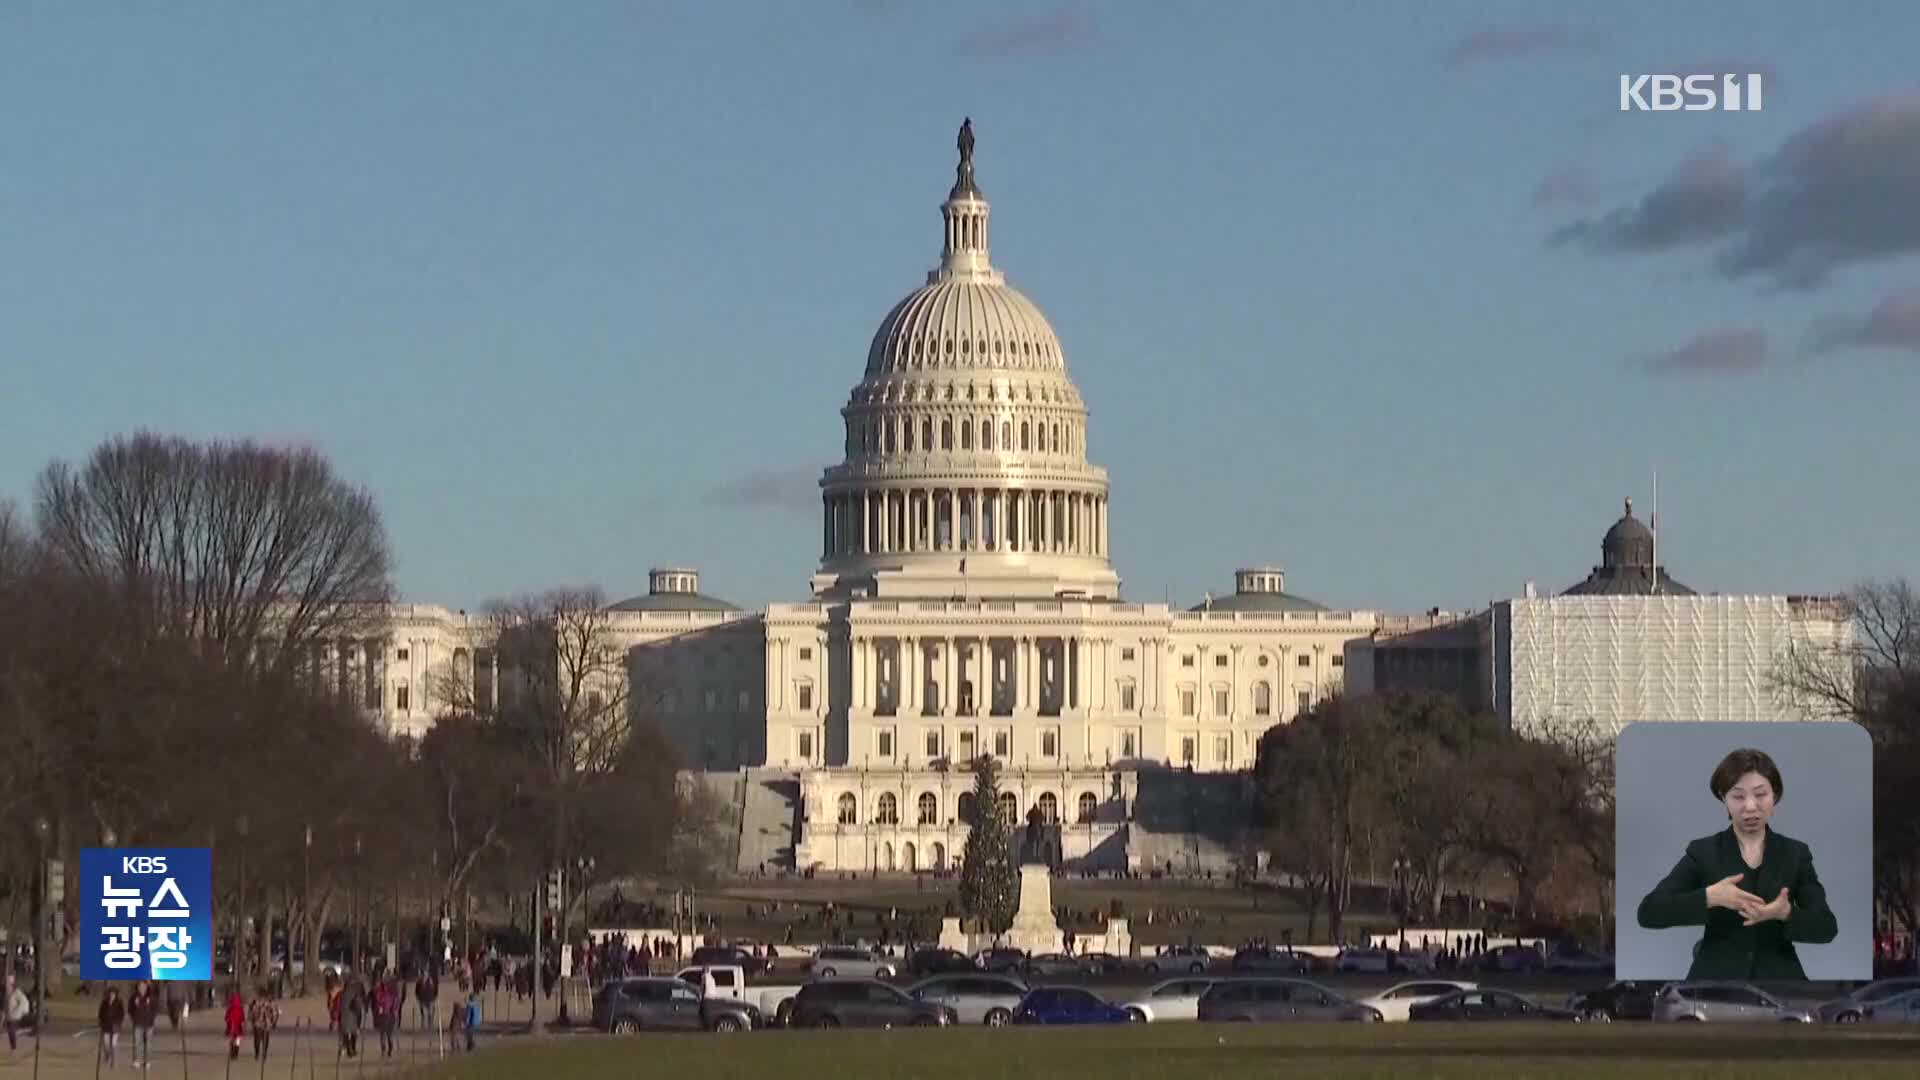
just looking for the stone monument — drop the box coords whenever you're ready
[1004,809,1065,954]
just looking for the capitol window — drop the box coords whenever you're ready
[1332,655,1345,668]
[1119,682,1136,711]
[1181,736,1196,765]
[1213,688,1229,715]
[1298,690,1312,713]
[1254,682,1271,716]
[799,647,813,660]
[925,729,941,757]
[994,730,1009,757]
[1181,655,1194,668]
[1215,736,1230,763]
[1020,421,1030,451]
[1041,729,1058,757]
[878,729,893,757]
[1214,653,1228,667]
[1297,654,1311,667]
[797,683,813,711]
[1180,689,1196,716]
[837,793,857,824]
[1121,647,1135,661]
[922,418,933,450]
[918,792,938,824]
[941,419,953,450]
[1001,420,1011,448]
[981,421,992,449]
[798,730,814,760]
[1121,731,1138,758]
[904,422,914,452]
[961,422,973,450]
[395,684,410,712]
[877,793,899,825]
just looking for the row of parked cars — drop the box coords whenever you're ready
[1565,975,1920,1024]
[595,966,1920,1033]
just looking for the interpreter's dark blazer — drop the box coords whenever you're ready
[1635,826,1838,980]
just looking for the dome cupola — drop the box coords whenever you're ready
[812,120,1119,602]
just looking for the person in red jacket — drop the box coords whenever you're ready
[223,988,246,1061]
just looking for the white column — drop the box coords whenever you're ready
[854,635,868,712]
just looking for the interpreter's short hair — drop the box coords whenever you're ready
[1710,747,1784,802]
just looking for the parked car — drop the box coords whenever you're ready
[1357,980,1478,1023]
[908,973,1029,1026]
[689,946,769,977]
[1564,980,1661,1022]
[1143,946,1213,975]
[592,977,760,1033]
[789,979,955,1028]
[1011,986,1132,1025]
[1076,952,1133,976]
[673,965,805,1026]
[1652,982,1813,1023]
[1857,988,1920,1024]
[975,948,1028,974]
[1120,978,1215,1023]
[1024,953,1085,978]
[1407,988,1580,1022]
[1335,948,1393,974]
[1543,948,1614,975]
[1815,977,1920,1023]
[807,946,896,980]
[1477,945,1545,973]
[1197,979,1381,1023]
[907,948,977,977]
[1231,947,1311,975]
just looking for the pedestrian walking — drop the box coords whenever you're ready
[223,988,246,1061]
[3,974,29,1053]
[127,980,158,1069]
[414,971,438,1032]
[98,986,126,1068]
[372,980,398,1058]
[249,988,279,1060]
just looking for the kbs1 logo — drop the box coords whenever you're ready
[79,847,213,981]
[1620,74,1764,112]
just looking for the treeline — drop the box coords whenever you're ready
[0,433,720,990]
[1256,580,1920,950]
[1254,692,1613,944]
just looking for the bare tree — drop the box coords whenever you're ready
[32,432,393,681]
[1770,580,1914,721]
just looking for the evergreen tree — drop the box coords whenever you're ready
[958,755,1017,937]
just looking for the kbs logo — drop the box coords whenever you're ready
[79,847,212,981]
[1620,74,1764,112]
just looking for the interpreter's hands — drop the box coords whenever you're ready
[1742,888,1793,927]
[1705,874,1765,915]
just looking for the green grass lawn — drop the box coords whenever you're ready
[402,1024,1920,1080]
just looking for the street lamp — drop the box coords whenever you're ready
[236,815,250,986]
[301,825,312,996]
[352,834,363,977]
[1391,858,1409,949]
[33,816,50,1044]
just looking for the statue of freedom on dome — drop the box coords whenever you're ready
[958,117,975,166]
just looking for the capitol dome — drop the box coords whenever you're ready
[810,119,1119,602]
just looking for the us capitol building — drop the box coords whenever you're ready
[363,123,1851,875]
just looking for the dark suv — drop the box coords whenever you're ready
[689,945,769,976]
[790,979,956,1028]
[1564,980,1660,1022]
[591,977,760,1032]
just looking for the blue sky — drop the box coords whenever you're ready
[4,1,1917,613]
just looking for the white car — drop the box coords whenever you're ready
[1358,980,1479,1022]
[1120,977,1215,1023]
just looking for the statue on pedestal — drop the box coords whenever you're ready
[1021,807,1059,868]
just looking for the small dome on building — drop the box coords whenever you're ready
[1189,566,1329,613]
[1562,497,1696,596]
[608,567,740,613]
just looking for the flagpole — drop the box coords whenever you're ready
[1651,468,1659,594]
